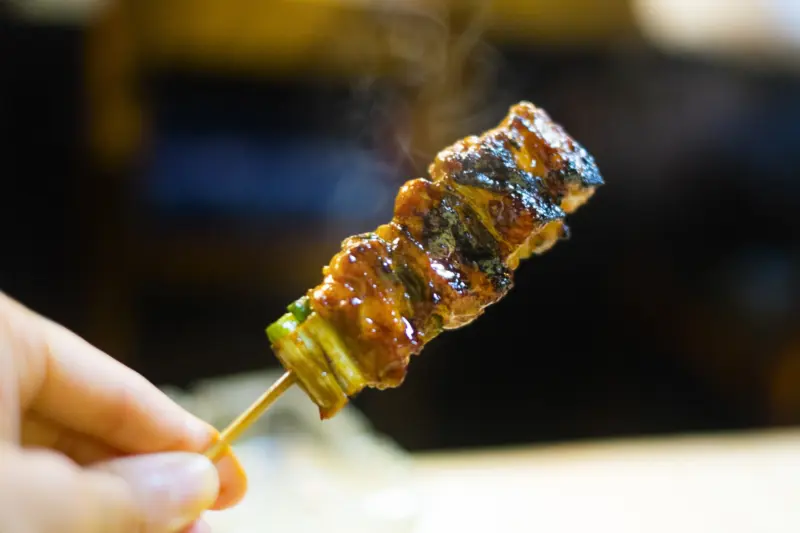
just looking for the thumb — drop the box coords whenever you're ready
[93,452,220,532]
[0,444,219,533]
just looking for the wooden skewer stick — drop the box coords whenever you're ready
[205,370,297,461]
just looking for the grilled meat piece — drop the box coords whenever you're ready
[269,101,603,418]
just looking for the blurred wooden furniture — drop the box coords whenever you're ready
[85,0,636,169]
[80,0,635,367]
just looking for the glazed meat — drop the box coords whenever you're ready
[267,101,603,418]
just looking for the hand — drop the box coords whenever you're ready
[0,293,248,532]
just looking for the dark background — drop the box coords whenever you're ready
[2,1,800,451]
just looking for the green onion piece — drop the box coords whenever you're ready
[304,314,365,395]
[287,296,312,323]
[266,312,298,344]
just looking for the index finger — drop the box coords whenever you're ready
[1,294,247,509]
[2,292,208,454]
[42,319,212,454]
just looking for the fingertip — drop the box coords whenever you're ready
[211,449,248,510]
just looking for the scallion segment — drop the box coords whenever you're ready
[266,312,299,344]
[303,314,364,395]
[287,295,312,323]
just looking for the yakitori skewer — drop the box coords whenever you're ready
[204,101,603,458]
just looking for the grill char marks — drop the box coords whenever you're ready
[391,177,513,330]
[304,101,603,393]
[445,133,552,209]
[420,186,512,327]
[431,130,565,258]
[504,104,602,212]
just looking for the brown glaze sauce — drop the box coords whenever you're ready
[307,102,603,389]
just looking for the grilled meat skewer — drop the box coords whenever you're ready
[265,101,603,419]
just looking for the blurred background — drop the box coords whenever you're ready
[2,0,799,452]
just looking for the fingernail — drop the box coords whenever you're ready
[96,452,220,532]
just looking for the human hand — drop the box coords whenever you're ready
[0,292,247,532]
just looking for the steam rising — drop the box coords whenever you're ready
[325,0,516,238]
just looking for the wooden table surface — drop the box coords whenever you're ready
[410,429,800,533]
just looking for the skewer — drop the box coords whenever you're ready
[204,102,602,461]
[204,370,297,461]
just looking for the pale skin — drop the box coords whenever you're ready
[0,292,248,532]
